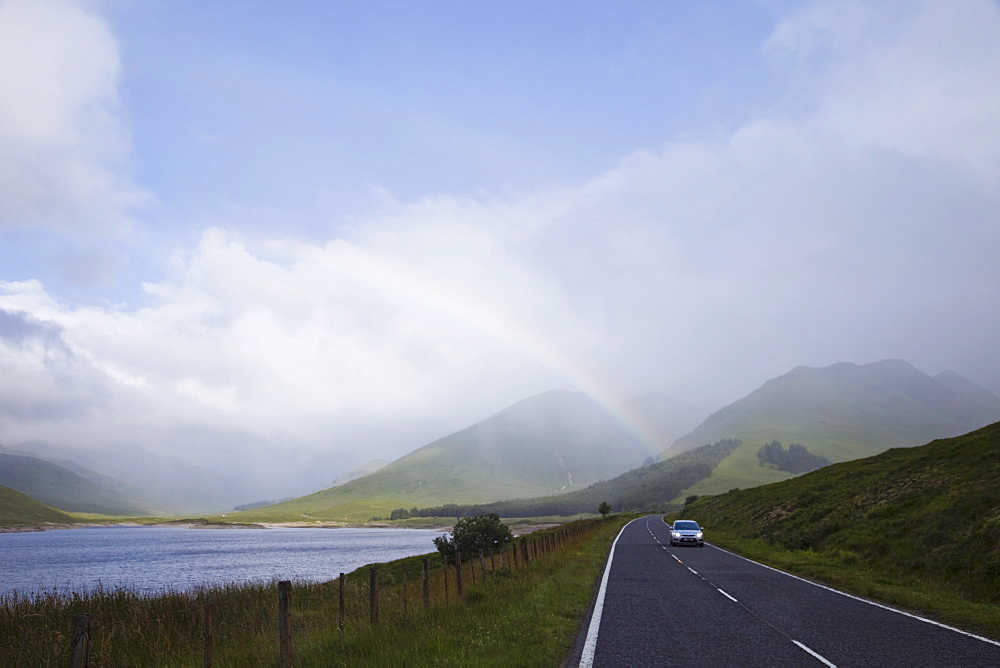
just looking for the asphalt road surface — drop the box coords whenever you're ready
[572,516,1000,667]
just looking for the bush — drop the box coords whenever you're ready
[433,513,514,559]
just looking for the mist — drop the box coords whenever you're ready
[1,0,998,508]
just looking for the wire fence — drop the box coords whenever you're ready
[1,519,606,666]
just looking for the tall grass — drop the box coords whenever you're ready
[1,516,628,666]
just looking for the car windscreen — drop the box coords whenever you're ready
[673,521,699,530]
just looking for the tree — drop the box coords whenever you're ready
[433,513,514,559]
[757,440,830,474]
[598,501,612,518]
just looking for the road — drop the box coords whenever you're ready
[571,516,1000,667]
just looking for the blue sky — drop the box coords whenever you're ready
[1,0,998,503]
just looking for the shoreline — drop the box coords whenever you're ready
[1,518,560,535]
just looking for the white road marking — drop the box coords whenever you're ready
[687,567,698,574]
[710,544,1000,648]
[793,640,837,667]
[578,519,632,668]
[717,588,738,602]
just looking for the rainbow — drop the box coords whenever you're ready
[315,240,666,453]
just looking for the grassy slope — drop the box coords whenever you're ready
[413,439,742,518]
[0,484,75,525]
[689,421,1000,608]
[0,452,151,516]
[671,360,1000,498]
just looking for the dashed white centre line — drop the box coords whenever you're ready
[717,588,738,602]
[793,640,837,667]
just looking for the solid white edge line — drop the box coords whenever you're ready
[710,544,1000,648]
[578,519,633,668]
[718,588,738,602]
[793,640,837,667]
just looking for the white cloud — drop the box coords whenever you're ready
[0,0,998,501]
[768,0,1000,183]
[0,0,147,230]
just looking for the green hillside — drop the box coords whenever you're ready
[413,439,741,518]
[669,360,1000,497]
[0,484,75,526]
[689,421,1000,603]
[232,390,652,521]
[0,452,151,516]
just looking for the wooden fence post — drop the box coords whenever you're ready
[455,551,464,596]
[521,538,529,564]
[442,555,449,602]
[202,601,215,668]
[422,557,430,609]
[369,567,379,625]
[278,581,292,668]
[479,550,487,579]
[69,613,94,668]
[338,573,345,635]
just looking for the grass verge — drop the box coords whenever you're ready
[689,525,1000,642]
[1,515,629,666]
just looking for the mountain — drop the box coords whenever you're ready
[666,360,1000,497]
[7,440,247,513]
[0,483,75,526]
[0,450,152,515]
[234,389,653,521]
[688,421,1000,604]
[4,442,154,505]
[412,439,742,518]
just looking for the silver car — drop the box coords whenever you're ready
[670,520,705,547]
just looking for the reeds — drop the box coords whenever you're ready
[1,516,626,666]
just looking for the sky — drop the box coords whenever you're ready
[1,0,998,503]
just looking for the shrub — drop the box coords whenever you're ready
[433,513,514,559]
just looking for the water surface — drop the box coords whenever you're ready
[0,525,441,597]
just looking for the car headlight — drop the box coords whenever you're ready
[671,532,680,538]
[696,532,703,539]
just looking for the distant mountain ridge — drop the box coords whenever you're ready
[412,439,742,518]
[6,440,252,513]
[235,389,653,521]
[668,359,1000,498]
[0,450,151,516]
[670,360,999,457]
